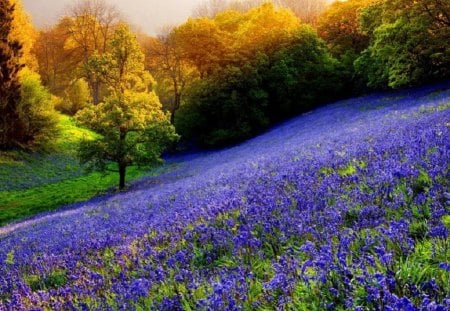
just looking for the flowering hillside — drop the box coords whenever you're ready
[1,84,449,310]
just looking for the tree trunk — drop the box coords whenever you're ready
[91,79,100,105]
[170,109,175,125]
[170,92,181,124]
[118,128,127,190]
[118,162,126,190]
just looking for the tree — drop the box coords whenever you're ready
[9,0,37,69]
[0,0,23,149]
[316,0,376,93]
[65,0,121,104]
[233,3,300,58]
[172,17,230,78]
[317,0,375,57]
[17,68,59,148]
[143,28,196,124]
[0,1,58,149]
[175,2,342,148]
[56,78,91,115]
[193,0,327,24]
[275,0,327,24]
[176,25,340,148]
[33,18,82,96]
[77,24,178,189]
[355,0,450,88]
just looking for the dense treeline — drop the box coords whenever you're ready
[356,0,450,88]
[146,0,450,147]
[173,5,340,146]
[1,0,449,152]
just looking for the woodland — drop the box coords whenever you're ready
[2,0,448,153]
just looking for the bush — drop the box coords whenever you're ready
[55,79,91,115]
[18,68,59,148]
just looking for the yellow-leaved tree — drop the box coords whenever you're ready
[64,0,121,105]
[172,17,231,78]
[143,28,198,124]
[9,0,37,69]
[317,0,376,57]
[232,3,300,58]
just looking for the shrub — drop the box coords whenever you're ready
[17,68,59,148]
[56,79,91,115]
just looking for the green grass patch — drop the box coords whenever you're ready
[24,269,68,291]
[0,114,98,191]
[0,114,175,226]
[0,165,164,226]
[54,114,99,153]
[393,239,450,300]
[338,163,356,177]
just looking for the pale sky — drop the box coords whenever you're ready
[22,0,205,35]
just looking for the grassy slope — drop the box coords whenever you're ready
[0,115,157,226]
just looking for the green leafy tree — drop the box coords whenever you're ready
[0,0,23,149]
[266,26,341,119]
[316,0,377,93]
[356,0,450,88]
[317,0,375,57]
[177,59,270,147]
[77,24,178,189]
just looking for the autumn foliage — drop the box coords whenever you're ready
[0,0,57,150]
[1,0,449,152]
[165,4,339,147]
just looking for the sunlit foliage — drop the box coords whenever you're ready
[63,0,121,104]
[77,25,178,189]
[142,28,197,124]
[174,3,339,147]
[57,78,91,116]
[194,0,327,24]
[355,0,450,88]
[16,68,59,148]
[33,18,82,97]
[317,0,375,57]
[9,0,37,69]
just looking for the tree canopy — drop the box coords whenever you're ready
[173,4,340,147]
[355,0,450,88]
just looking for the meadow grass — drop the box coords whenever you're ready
[0,114,157,226]
[0,166,153,226]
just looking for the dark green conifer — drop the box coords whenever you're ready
[0,0,24,149]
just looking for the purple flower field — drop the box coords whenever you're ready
[1,84,449,310]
